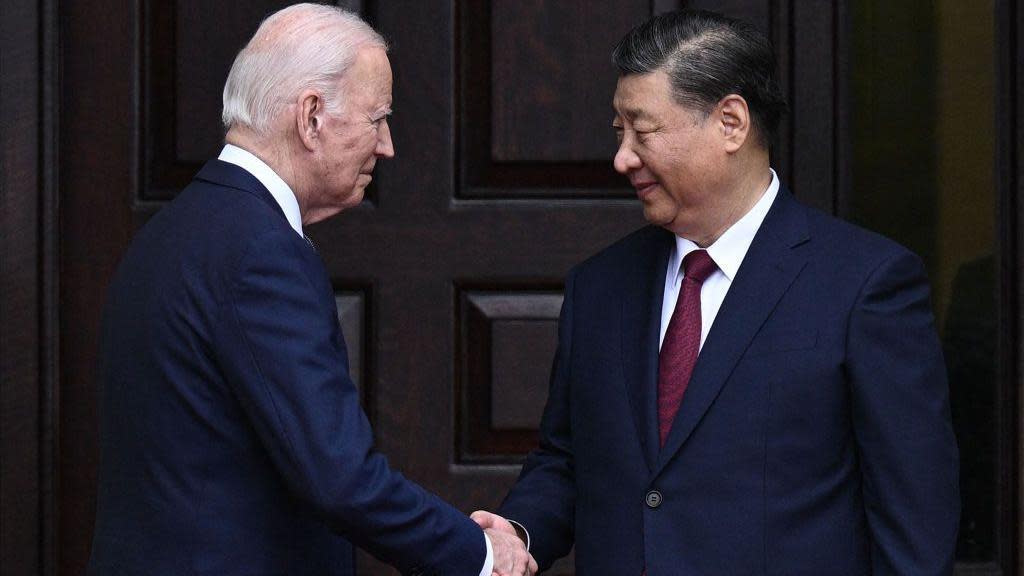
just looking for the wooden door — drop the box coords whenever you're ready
[56,1,844,574]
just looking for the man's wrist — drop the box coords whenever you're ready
[478,532,494,576]
[507,519,531,551]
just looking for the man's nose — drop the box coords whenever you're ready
[377,121,395,158]
[613,139,640,174]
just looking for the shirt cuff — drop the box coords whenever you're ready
[479,532,494,576]
[507,519,531,551]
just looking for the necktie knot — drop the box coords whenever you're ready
[683,249,717,284]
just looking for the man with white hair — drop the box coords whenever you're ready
[87,4,535,575]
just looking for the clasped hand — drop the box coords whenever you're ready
[472,510,537,576]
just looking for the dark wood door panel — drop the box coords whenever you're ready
[144,0,298,200]
[2,2,50,575]
[60,0,138,572]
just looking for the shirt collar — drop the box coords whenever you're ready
[218,144,304,237]
[669,168,780,284]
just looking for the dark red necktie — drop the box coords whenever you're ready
[657,249,718,446]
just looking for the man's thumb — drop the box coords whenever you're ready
[470,510,496,529]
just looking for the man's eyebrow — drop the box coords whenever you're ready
[614,107,655,123]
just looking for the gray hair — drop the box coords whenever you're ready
[221,3,387,135]
[612,10,786,148]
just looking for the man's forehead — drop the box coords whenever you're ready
[612,71,672,117]
[612,94,664,122]
[342,47,392,97]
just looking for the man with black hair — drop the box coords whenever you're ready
[473,9,958,575]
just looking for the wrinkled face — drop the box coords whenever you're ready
[314,46,394,215]
[612,70,726,238]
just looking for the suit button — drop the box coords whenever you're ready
[645,490,662,508]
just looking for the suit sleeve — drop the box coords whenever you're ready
[498,269,578,570]
[214,229,485,576]
[846,249,960,575]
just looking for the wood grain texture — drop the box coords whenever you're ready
[335,290,369,399]
[491,319,558,429]
[457,290,562,460]
[1,1,43,574]
[1008,1,1023,574]
[146,1,298,200]
[489,1,645,163]
[59,0,137,572]
[788,0,838,212]
[457,1,674,198]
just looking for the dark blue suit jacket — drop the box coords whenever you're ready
[88,160,484,575]
[499,189,959,575]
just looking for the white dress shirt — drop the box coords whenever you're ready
[659,169,780,351]
[217,143,495,576]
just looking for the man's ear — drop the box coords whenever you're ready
[296,89,323,151]
[717,94,751,153]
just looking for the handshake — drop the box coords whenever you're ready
[472,510,538,576]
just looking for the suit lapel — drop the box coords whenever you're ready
[653,190,811,478]
[621,227,674,472]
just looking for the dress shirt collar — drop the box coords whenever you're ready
[668,168,780,284]
[218,144,304,237]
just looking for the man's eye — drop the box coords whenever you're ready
[635,129,656,142]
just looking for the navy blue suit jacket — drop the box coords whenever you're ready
[88,160,484,575]
[499,189,959,575]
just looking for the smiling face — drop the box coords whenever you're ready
[307,46,394,221]
[612,70,732,243]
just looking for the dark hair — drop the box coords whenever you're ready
[612,9,787,148]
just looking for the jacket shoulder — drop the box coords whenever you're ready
[800,202,920,269]
[571,225,668,277]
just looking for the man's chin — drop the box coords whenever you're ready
[641,204,675,228]
[340,185,366,208]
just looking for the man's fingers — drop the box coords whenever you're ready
[507,553,524,576]
[527,553,538,575]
